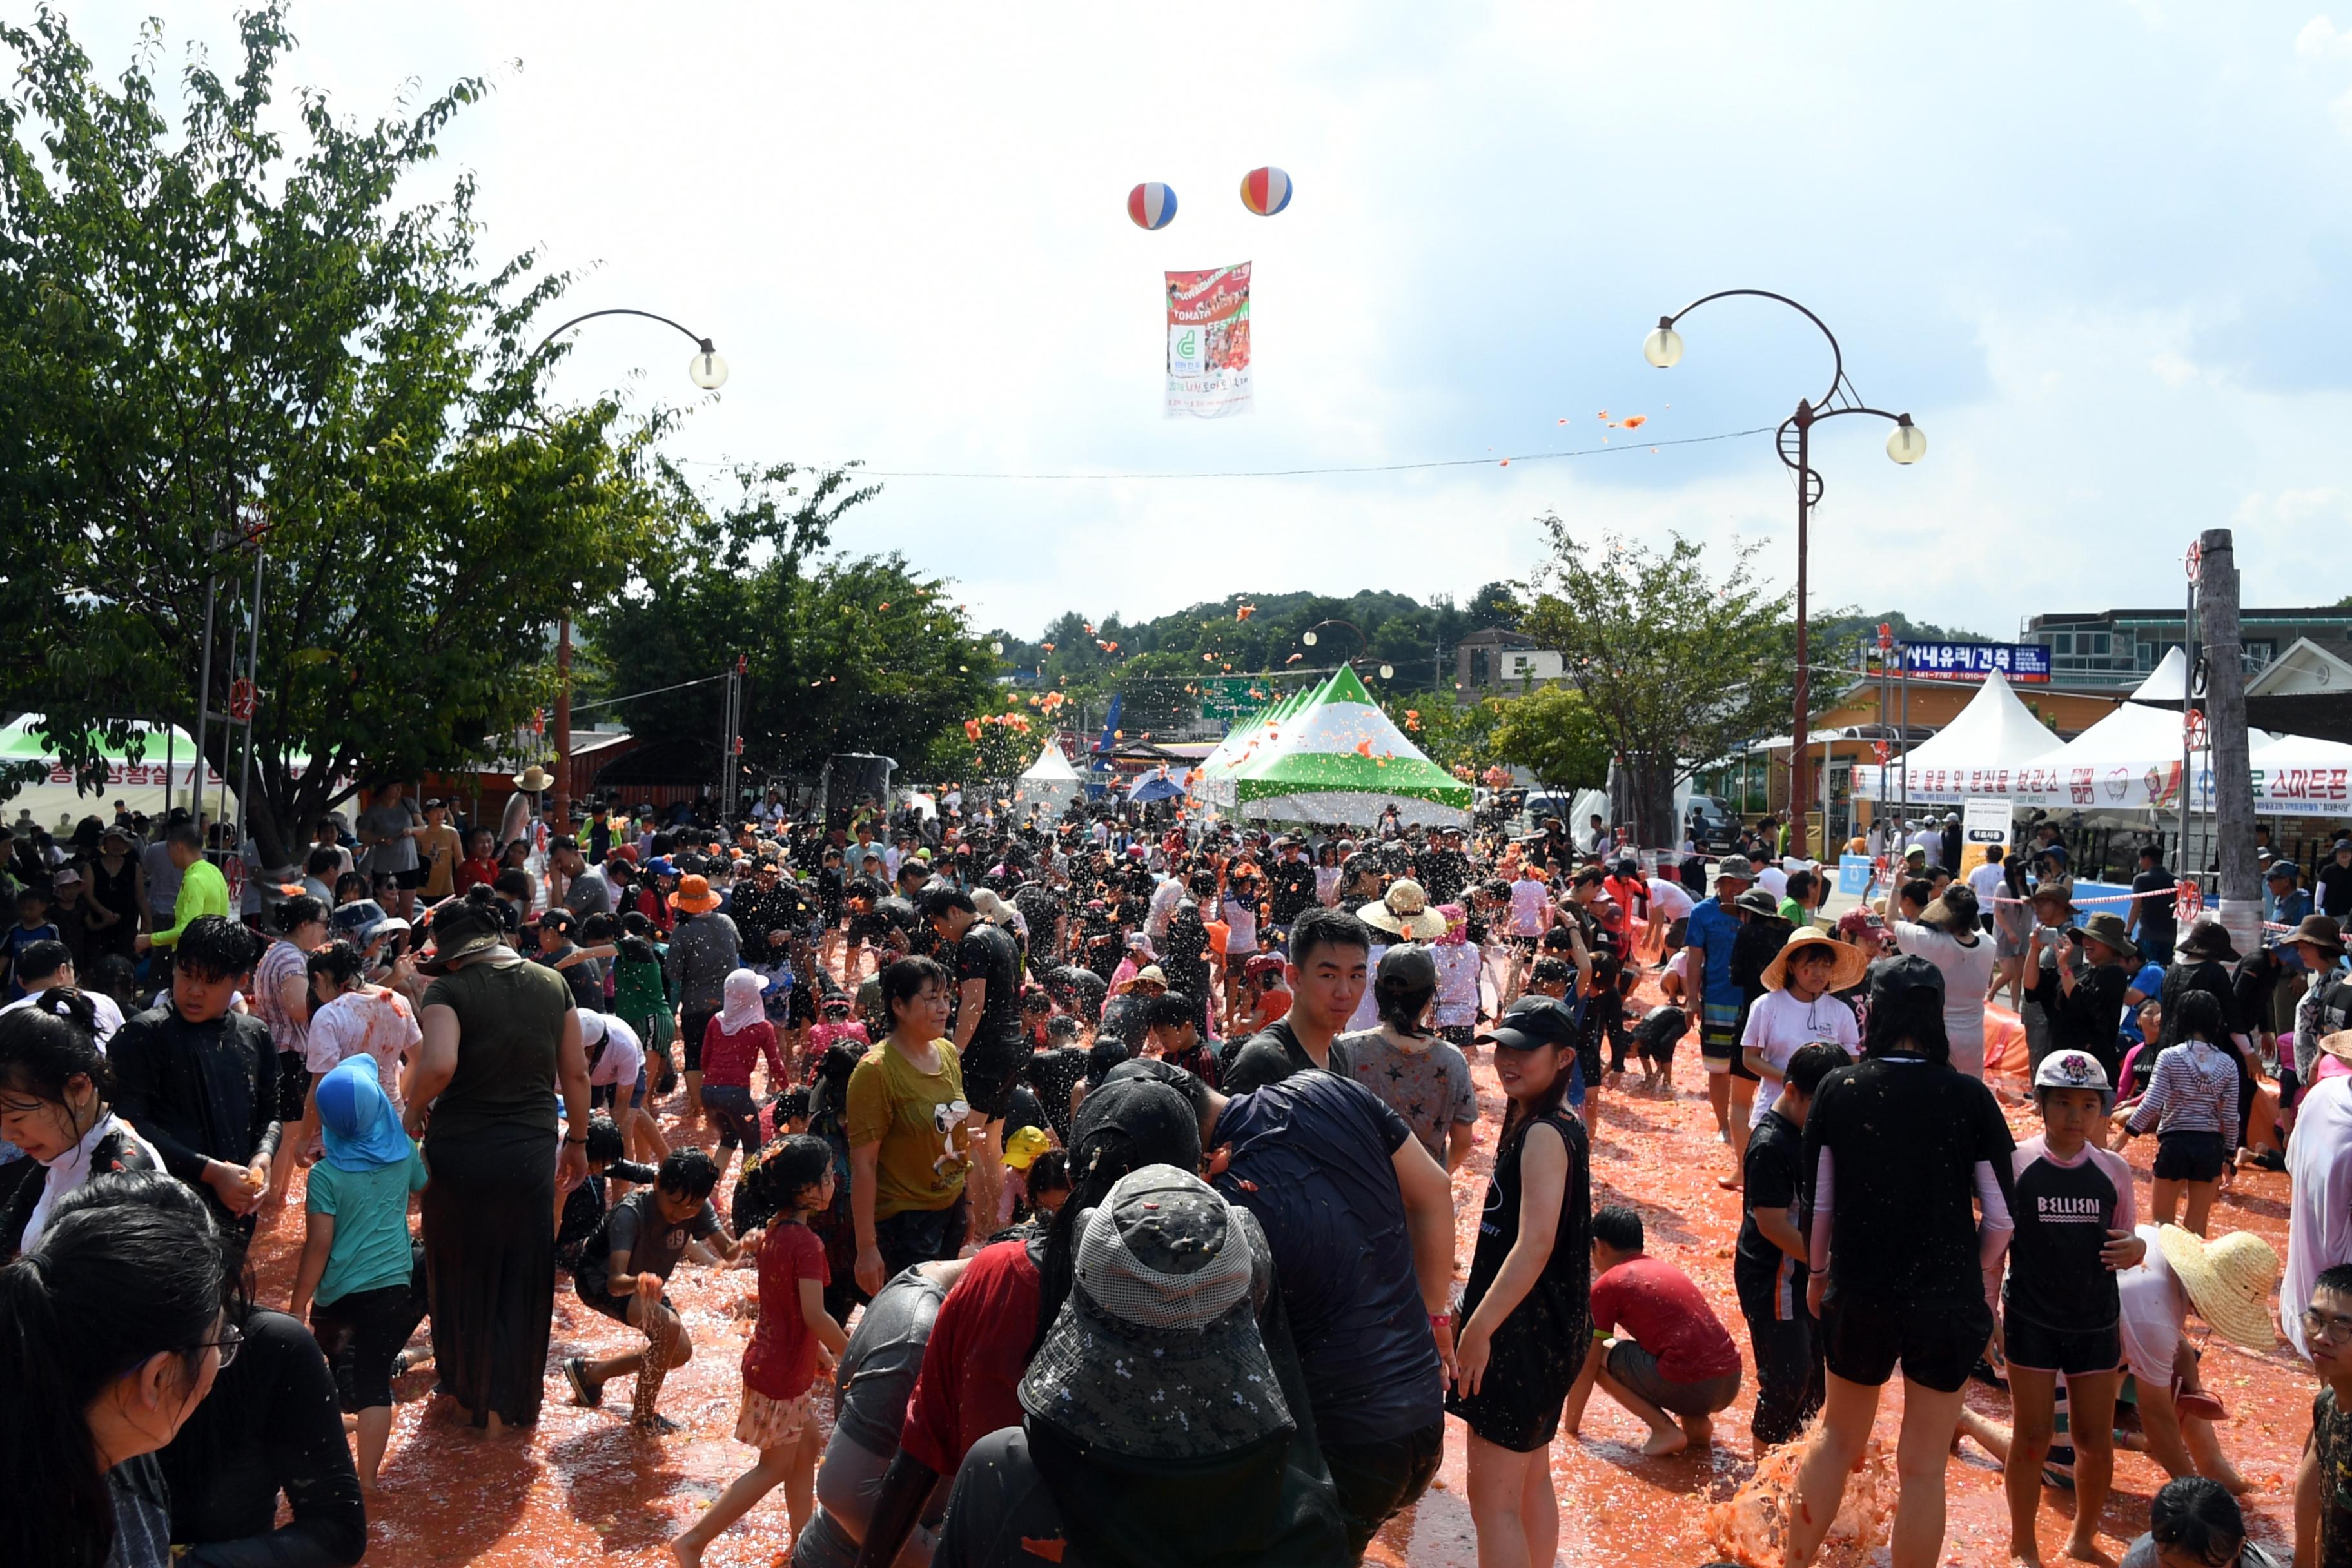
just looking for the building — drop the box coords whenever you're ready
[1453,627,1565,693]
[2020,605,2352,691]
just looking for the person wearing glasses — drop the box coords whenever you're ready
[2297,1263,2352,1568]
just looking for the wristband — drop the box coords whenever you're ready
[564,1133,590,1145]
[1429,1312,1451,1328]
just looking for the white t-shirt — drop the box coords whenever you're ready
[1645,877,1695,923]
[0,988,125,1048]
[1509,878,1551,936]
[1222,895,1259,956]
[1967,861,2006,907]
[2115,1224,2186,1386]
[585,1014,647,1089]
[1908,828,1943,859]
[1432,942,1482,1028]
[2284,1075,2352,1359]
[1741,987,1861,1125]
[1757,867,1789,900]
[304,987,422,1104]
[1892,921,1996,1073]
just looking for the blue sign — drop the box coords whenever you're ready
[1871,641,2052,683]
[1836,854,1874,896]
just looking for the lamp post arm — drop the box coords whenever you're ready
[531,308,716,360]
[1660,289,1844,413]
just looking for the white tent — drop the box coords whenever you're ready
[1848,673,2063,805]
[1011,741,1083,817]
[2128,647,2190,703]
[1,715,237,831]
[2010,702,2275,813]
[2246,732,2352,818]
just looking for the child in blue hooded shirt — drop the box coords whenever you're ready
[290,1055,427,1494]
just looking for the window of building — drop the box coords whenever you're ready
[2242,640,2275,673]
[1470,649,1489,683]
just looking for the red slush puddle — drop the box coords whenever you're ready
[236,977,2314,1567]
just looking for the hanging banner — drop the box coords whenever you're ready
[1959,796,2012,877]
[1165,262,1253,418]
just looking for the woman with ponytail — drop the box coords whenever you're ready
[0,990,162,1257]
[0,1170,233,1567]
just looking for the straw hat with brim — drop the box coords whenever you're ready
[417,903,507,974]
[2319,1030,2352,1065]
[513,765,554,792]
[2066,910,2139,962]
[1114,965,1168,994]
[669,874,722,914]
[2155,1225,2280,1351]
[1360,879,1447,940]
[2175,919,2240,963]
[2288,914,2345,957]
[1019,1166,1289,1461]
[1762,928,1870,994]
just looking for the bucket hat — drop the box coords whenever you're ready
[2175,918,2240,963]
[1018,1164,1289,1460]
[2067,910,2139,962]
[669,874,722,914]
[1733,886,1783,918]
[1713,855,1755,884]
[2287,914,2344,957]
[1358,879,1447,940]
[513,765,554,792]
[416,901,507,974]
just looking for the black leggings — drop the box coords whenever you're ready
[311,1247,427,1410]
[681,1008,717,1073]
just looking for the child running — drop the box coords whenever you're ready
[2114,990,2239,1235]
[564,1146,745,1431]
[671,1135,847,1567]
[2004,1049,2142,1568]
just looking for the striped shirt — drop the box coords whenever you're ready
[2126,1039,2240,1145]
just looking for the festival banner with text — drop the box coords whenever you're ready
[1166,262,1253,418]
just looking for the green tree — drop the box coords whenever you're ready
[0,8,667,863]
[1377,690,1504,779]
[585,467,1003,803]
[1518,521,1795,845]
[1489,685,1612,790]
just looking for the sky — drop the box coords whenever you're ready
[53,1,2352,642]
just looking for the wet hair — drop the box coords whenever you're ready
[739,1133,833,1218]
[879,956,952,1030]
[1899,877,1937,910]
[1289,906,1373,968]
[333,871,372,905]
[1785,870,1816,905]
[304,847,342,879]
[12,938,70,986]
[1026,1147,1071,1196]
[1862,981,1951,1066]
[816,1043,863,1098]
[2170,988,2225,1043]
[2317,1262,2352,1297]
[2145,1476,2246,1566]
[275,895,327,935]
[580,912,616,943]
[1045,1014,1082,1043]
[166,820,204,852]
[1592,1204,1644,1253]
[1143,991,1197,1032]
[492,868,534,902]
[1028,1080,1205,1362]
[917,883,976,919]
[0,994,112,1108]
[620,910,653,937]
[172,914,259,982]
[769,1086,810,1124]
[582,1114,626,1165]
[1783,1041,1850,1100]
[305,939,366,992]
[1530,956,1574,988]
[0,1170,231,1567]
[656,1146,720,1201]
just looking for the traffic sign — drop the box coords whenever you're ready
[1877,623,1893,651]
[2185,540,2201,581]
[2184,709,2209,750]
[228,679,256,723]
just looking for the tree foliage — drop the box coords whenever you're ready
[583,465,1001,798]
[0,8,668,863]
[1517,520,1795,843]
[1489,685,1612,790]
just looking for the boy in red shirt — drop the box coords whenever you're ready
[1564,1203,1743,1456]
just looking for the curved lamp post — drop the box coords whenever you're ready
[531,308,731,823]
[1644,290,1923,854]
[1300,620,1396,681]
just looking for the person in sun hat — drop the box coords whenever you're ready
[664,874,741,1118]
[2102,1220,2278,1496]
[928,1163,1352,1568]
[1741,928,1867,1135]
[2022,908,2135,1083]
[1355,877,1448,943]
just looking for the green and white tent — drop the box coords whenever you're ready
[1193,685,1308,805]
[1,715,237,828]
[1219,667,1472,826]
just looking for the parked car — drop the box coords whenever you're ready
[1685,794,1740,852]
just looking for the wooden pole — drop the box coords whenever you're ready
[2198,528,2260,954]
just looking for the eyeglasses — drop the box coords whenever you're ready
[202,1320,245,1371]
[2303,1307,2352,1344]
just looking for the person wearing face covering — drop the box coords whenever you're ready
[701,968,787,1164]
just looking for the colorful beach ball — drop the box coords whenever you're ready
[1239,166,1293,216]
[1127,182,1178,230]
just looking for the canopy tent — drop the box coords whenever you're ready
[1,716,238,831]
[2245,731,2352,818]
[1010,741,1083,818]
[2129,647,2191,703]
[1847,673,2063,805]
[1125,769,1187,804]
[1221,667,1473,827]
[1195,686,1311,807]
[2008,701,2276,813]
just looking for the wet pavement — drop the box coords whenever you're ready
[239,968,2317,1567]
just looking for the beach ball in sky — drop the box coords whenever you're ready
[1127,182,1178,230]
[1239,166,1292,215]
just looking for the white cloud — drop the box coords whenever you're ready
[2297,15,2352,56]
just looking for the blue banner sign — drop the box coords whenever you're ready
[1868,641,2052,683]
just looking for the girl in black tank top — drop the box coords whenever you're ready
[1444,1008,1590,1568]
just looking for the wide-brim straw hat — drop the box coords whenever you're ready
[2155,1224,2279,1351]
[1360,878,1447,939]
[513,765,554,792]
[1761,927,1871,994]
[2318,1029,2352,1065]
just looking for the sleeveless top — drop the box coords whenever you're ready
[1460,1105,1591,1345]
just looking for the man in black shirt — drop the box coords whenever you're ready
[1736,1042,1845,1449]
[2320,838,2352,921]
[729,856,806,961]
[109,915,282,1245]
[1264,838,1321,945]
[1413,827,1474,908]
[1224,906,1370,1094]
[2130,843,2179,967]
[925,884,1026,1235]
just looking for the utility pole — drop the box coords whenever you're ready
[2198,528,2260,956]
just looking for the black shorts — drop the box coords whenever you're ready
[2153,1128,2226,1182]
[389,866,427,890]
[961,1039,1028,1120]
[2003,1311,2122,1377]
[578,1277,672,1326]
[681,1008,717,1073]
[277,1049,312,1123]
[1820,1287,1991,1394]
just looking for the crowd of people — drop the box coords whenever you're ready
[1,783,2350,1568]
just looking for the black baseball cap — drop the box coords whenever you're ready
[1476,995,1579,1052]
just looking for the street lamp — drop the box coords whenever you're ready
[1643,290,1924,856]
[1299,620,1395,681]
[530,306,732,824]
